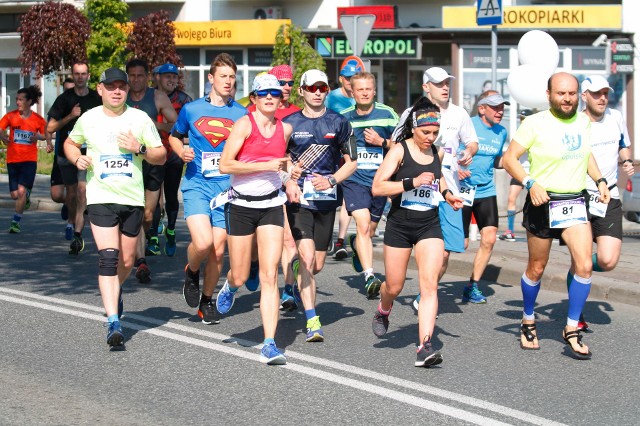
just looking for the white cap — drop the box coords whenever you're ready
[423,67,455,84]
[581,75,614,93]
[251,74,282,93]
[300,69,328,87]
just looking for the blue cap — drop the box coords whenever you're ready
[156,63,178,75]
[340,59,363,77]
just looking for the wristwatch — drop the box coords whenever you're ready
[138,144,147,155]
[595,177,608,186]
[522,176,535,190]
[327,176,337,187]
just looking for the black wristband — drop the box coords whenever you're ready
[441,189,452,199]
[402,178,414,191]
[382,139,388,149]
[596,177,608,186]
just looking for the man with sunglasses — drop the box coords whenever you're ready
[282,69,356,342]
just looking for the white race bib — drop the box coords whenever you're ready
[587,189,606,218]
[357,146,383,170]
[302,176,337,201]
[202,152,223,178]
[99,154,133,179]
[458,184,476,207]
[549,198,588,228]
[209,188,235,210]
[400,183,439,211]
[442,147,453,168]
[13,129,33,145]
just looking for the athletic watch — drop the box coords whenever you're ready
[138,144,147,155]
[522,176,535,190]
[595,177,608,186]
[327,176,338,187]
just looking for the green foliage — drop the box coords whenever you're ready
[85,0,130,88]
[272,24,326,107]
[127,11,182,70]
[18,1,91,78]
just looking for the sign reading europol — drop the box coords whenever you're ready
[443,5,621,29]
[173,20,290,46]
[316,36,421,59]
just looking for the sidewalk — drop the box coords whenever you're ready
[3,174,640,307]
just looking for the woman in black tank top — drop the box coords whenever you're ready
[371,102,463,368]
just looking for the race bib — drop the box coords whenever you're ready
[400,183,439,211]
[202,152,222,178]
[357,147,383,170]
[303,176,337,201]
[458,184,476,207]
[209,188,235,210]
[441,147,453,168]
[99,154,133,179]
[13,129,33,145]
[587,189,606,218]
[549,198,588,228]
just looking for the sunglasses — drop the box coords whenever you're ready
[255,89,283,98]
[302,85,329,93]
[278,80,294,87]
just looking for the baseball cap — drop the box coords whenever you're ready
[251,74,282,93]
[269,64,294,81]
[340,59,363,77]
[300,69,328,87]
[423,67,455,84]
[156,63,178,75]
[581,75,614,93]
[477,93,510,107]
[100,68,128,84]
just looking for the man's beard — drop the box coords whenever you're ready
[550,98,578,119]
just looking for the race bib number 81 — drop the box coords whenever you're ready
[549,198,588,228]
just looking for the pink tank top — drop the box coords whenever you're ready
[237,112,286,162]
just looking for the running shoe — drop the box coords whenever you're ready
[365,275,382,299]
[372,310,390,337]
[306,316,324,342]
[280,285,297,312]
[245,261,260,291]
[69,234,85,255]
[61,204,69,221]
[349,234,363,273]
[198,299,221,325]
[157,221,165,235]
[462,283,487,304]
[415,339,443,367]
[333,241,348,260]
[164,228,176,257]
[216,281,236,315]
[135,261,151,284]
[182,265,200,308]
[64,225,73,241]
[25,189,31,210]
[106,321,124,347]
[260,342,286,365]
[498,231,516,242]
[326,236,335,256]
[146,236,161,256]
[8,221,20,234]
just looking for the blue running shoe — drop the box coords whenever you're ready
[164,228,176,257]
[106,321,124,347]
[61,204,69,221]
[64,225,73,241]
[280,285,297,312]
[216,281,236,314]
[260,342,286,365]
[462,283,487,304]
[349,234,363,273]
[157,222,165,235]
[245,261,259,291]
[306,316,324,342]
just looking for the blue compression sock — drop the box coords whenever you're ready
[566,271,573,292]
[107,314,119,324]
[13,213,22,222]
[592,253,604,272]
[263,338,275,346]
[507,210,516,232]
[521,273,541,319]
[305,309,317,321]
[567,274,591,325]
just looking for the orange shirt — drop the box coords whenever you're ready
[0,110,46,163]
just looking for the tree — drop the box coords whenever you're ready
[271,24,326,107]
[18,1,91,78]
[127,10,182,70]
[85,0,130,87]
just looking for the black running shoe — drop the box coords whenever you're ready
[198,299,220,325]
[69,234,84,255]
[415,339,443,367]
[372,310,390,337]
[183,265,200,308]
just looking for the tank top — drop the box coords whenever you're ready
[127,87,158,120]
[231,112,287,208]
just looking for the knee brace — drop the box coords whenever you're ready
[98,248,120,276]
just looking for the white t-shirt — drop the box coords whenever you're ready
[585,108,630,199]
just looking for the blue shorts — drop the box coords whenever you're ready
[7,161,37,192]
[439,201,465,253]
[342,180,386,222]
[182,185,227,229]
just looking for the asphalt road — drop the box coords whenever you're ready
[1,207,639,425]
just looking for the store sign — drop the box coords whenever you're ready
[337,6,396,29]
[173,20,290,46]
[610,38,634,74]
[463,48,509,68]
[572,48,606,71]
[443,5,622,29]
[316,36,420,59]
[248,48,273,66]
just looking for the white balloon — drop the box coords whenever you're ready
[507,64,550,110]
[518,30,559,75]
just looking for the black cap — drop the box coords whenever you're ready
[99,68,128,84]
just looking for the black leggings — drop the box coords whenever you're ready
[151,153,184,236]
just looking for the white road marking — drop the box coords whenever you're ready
[0,287,565,426]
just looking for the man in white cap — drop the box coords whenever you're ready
[567,75,634,331]
[460,90,510,303]
[283,69,356,342]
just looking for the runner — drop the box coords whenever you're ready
[502,72,609,359]
[216,73,294,364]
[47,62,102,254]
[63,67,165,347]
[283,69,355,342]
[340,71,399,299]
[0,85,46,233]
[169,53,247,324]
[371,101,463,367]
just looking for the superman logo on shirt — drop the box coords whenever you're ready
[195,117,234,148]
